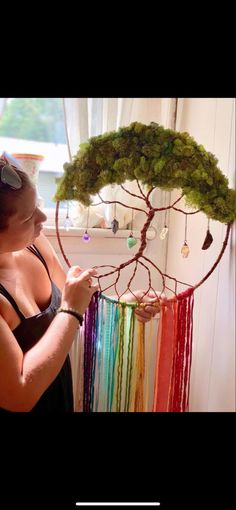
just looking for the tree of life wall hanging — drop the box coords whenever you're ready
[54,122,236,413]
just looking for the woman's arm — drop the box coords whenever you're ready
[0,265,98,412]
[35,233,162,323]
[0,309,79,411]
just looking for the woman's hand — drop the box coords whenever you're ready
[122,289,167,323]
[61,266,99,315]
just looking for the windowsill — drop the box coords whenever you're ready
[44,226,156,240]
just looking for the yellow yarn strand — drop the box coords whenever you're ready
[116,303,125,412]
[124,305,136,412]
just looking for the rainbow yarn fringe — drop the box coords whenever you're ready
[79,289,194,412]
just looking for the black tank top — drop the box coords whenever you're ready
[0,245,74,413]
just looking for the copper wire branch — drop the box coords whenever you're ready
[136,259,154,299]
[117,260,139,301]
[55,185,232,300]
[172,206,201,215]
[120,183,146,201]
[96,192,148,215]
[141,255,192,294]
[92,190,194,216]
[147,187,156,200]
[153,194,184,212]
[136,180,147,199]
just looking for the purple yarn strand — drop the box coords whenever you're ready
[83,291,100,411]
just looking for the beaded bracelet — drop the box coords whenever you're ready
[57,307,84,326]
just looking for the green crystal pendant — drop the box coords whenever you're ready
[127,234,137,248]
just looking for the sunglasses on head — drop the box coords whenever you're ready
[0,152,23,190]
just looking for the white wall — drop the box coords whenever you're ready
[166,98,235,411]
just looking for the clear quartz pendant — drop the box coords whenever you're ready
[160,226,168,240]
[64,202,73,231]
[181,241,190,258]
[64,217,73,231]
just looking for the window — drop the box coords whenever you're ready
[0,98,69,223]
[0,98,156,236]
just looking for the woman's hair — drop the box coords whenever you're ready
[0,159,33,231]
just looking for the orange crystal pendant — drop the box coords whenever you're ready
[181,241,190,258]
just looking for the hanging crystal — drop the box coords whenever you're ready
[160,199,169,240]
[111,203,119,234]
[64,202,73,231]
[64,217,73,231]
[127,233,137,248]
[181,214,190,258]
[111,218,119,234]
[202,219,213,250]
[82,207,91,242]
[127,208,137,248]
[181,241,190,258]
[160,226,168,240]
[82,229,91,242]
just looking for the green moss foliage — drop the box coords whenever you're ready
[54,122,236,224]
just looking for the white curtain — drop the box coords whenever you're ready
[63,97,178,410]
[63,97,178,159]
[63,98,177,230]
[0,98,7,119]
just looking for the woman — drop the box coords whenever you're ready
[0,154,161,412]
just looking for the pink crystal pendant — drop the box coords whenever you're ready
[82,230,91,242]
[181,241,190,258]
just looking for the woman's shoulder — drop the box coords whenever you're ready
[34,233,66,290]
[33,233,55,272]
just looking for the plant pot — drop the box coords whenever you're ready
[12,153,44,206]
